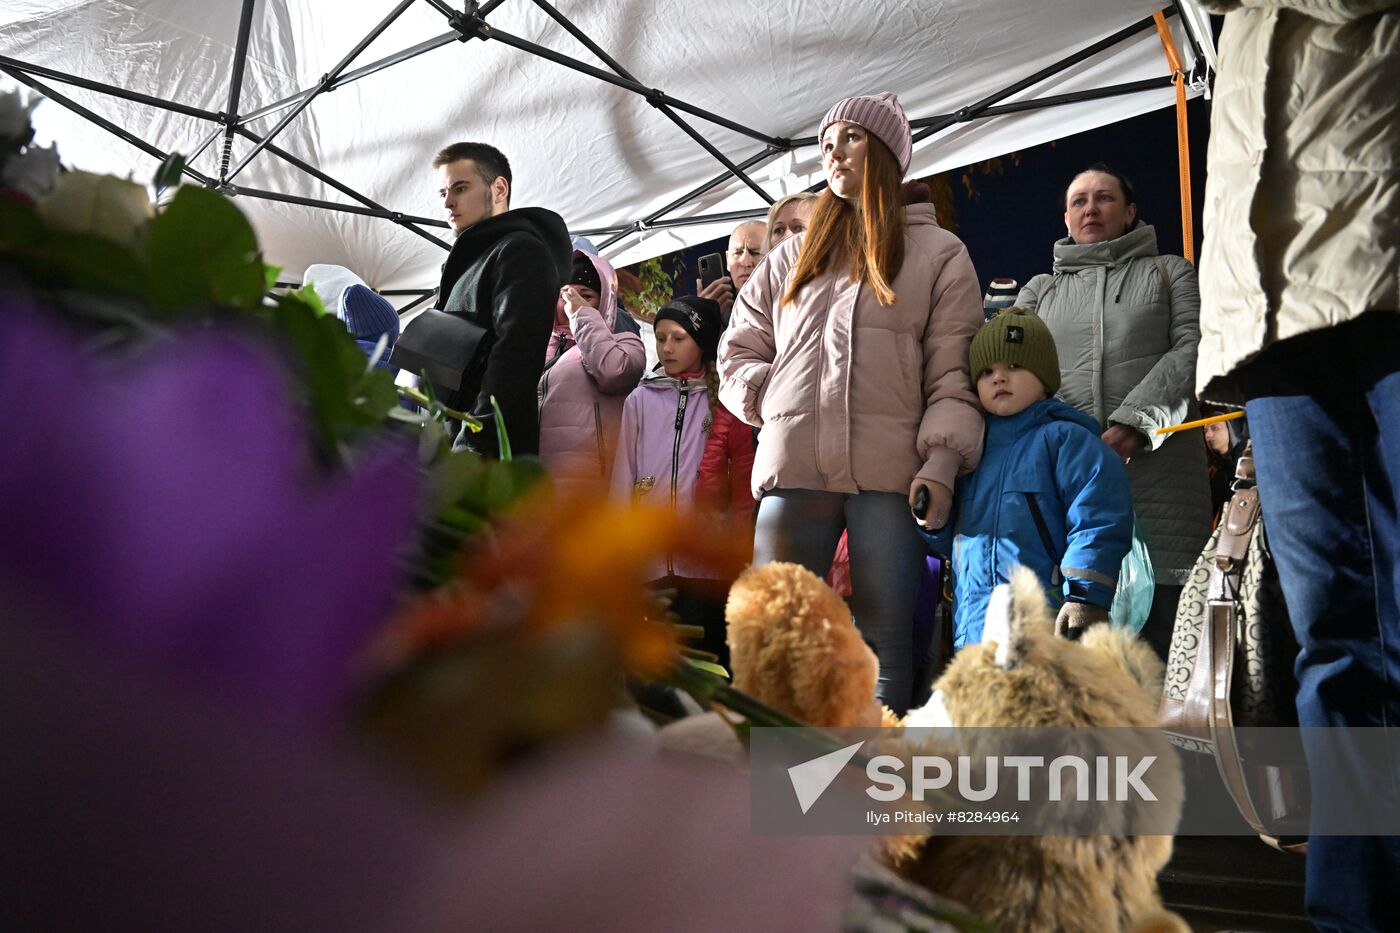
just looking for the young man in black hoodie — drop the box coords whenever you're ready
[432,142,571,457]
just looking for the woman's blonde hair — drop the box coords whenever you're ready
[762,192,820,252]
[782,135,905,308]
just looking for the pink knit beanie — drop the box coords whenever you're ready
[819,91,912,176]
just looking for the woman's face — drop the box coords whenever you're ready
[822,121,867,202]
[655,320,702,376]
[769,199,814,248]
[1203,421,1231,456]
[1064,171,1137,244]
[555,284,600,325]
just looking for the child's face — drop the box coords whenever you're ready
[656,320,702,376]
[976,361,1047,416]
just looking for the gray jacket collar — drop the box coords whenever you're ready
[1050,222,1159,273]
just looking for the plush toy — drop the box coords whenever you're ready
[673,561,1185,933]
[890,566,1186,933]
[656,562,894,761]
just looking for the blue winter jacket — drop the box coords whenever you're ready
[926,397,1132,649]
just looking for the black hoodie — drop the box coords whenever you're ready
[436,206,572,456]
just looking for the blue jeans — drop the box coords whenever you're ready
[754,488,926,714]
[1240,311,1400,932]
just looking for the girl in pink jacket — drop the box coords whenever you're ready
[537,251,646,498]
[612,296,734,665]
[717,92,985,713]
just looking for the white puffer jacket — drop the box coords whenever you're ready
[1196,0,1400,401]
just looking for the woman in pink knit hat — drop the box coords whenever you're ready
[718,92,985,714]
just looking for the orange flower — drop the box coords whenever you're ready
[391,492,747,678]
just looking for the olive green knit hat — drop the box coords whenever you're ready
[969,307,1061,396]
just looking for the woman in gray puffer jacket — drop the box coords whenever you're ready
[1016,164,1210,660]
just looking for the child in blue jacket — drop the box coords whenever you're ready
[924,307,1133,648]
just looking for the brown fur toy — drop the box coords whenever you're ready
[725,561,890,729]
[890,567,1186,933]
[656,563,894,762]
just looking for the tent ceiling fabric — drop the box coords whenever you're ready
[1,1,1211,298]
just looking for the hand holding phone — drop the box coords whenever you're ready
[698,252,727,289]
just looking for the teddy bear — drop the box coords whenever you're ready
[655,560,898,762]
[666,561,1186,933]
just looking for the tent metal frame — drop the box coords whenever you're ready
[0,0,1193,279]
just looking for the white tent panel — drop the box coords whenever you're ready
[1,1,1213,297]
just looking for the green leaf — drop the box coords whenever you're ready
[21,232,147,297]
[152,152,186,195]
[0,196,43,247]
[292,281,327,317]
[261,291,381,459]
[264,263,283,290]
[688,659,730,679]
[144,185,264,315]
[351,366,399,421]
[490,394,512,461]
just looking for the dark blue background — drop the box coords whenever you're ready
[641,94,1211,300]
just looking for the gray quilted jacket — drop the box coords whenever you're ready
[1016,224,1211,583]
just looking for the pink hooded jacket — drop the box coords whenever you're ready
[717,201,984,497]
[538,251,646,496]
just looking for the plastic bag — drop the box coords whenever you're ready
[1109,522,1154,633]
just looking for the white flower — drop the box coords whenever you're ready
[0,88,41,141]
[2,144,61,198]
[36,170,153,245]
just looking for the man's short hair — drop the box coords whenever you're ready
[433,142,512,202]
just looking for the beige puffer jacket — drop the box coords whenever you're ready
[1016,224,1211,583]
[1197,0,1400,401]
[717,202,985,497]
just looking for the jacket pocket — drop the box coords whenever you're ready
[1021,491,1063,586]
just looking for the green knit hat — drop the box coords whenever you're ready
[969,307,1061,396]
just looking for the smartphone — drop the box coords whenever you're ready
[698,252,727,289]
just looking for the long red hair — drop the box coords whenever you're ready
[783,134,905,307]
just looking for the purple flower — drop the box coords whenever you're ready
[0,311,421,726]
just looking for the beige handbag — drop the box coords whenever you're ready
[1159,442,1308,844]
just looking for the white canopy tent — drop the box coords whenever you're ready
[1,1,1213,309]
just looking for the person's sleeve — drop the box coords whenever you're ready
[725,405,756,516]
[610,392,641,501]
[717,254,781,427]
[1109,257,1201,451]
[474,237,559,455]
[1013,274,1049,312]
[572,304,645,395]
[695,406,730,510]
[1054,429,1134,610]
[915,242,986,490]
[1204,1,1398,21]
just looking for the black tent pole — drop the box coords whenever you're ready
[238,33,457,126]
[0,55,222,122]
[225,0,416,183]
[222,183,443,225]
[642,147,780,224]
[1169,1,1209,79]
[237,0,511,126]
[0,67,213,185]
[219,0,259,184]
[232,126,453,250]
[528,0,776,207]
[911,11,1170,144]
[423,0,789,149]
